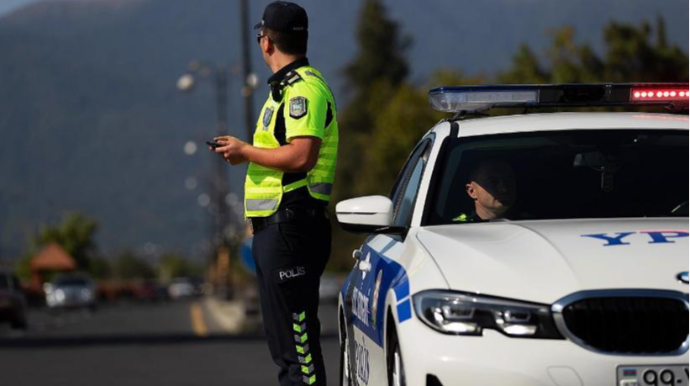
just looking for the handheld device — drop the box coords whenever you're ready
[206,141,222,150]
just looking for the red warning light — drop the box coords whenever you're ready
[632,88,689,102]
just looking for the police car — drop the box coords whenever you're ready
[335,84,689,386]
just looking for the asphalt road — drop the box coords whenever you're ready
[0,299,341,386]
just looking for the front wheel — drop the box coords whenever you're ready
[387,329,406,386]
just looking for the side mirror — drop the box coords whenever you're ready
[336,196,405,234]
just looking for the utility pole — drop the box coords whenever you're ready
[213,68,230,252]
[239,0,256,142]
[176,63,232,292]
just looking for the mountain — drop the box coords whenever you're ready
[0,0,46,17]
[0,0,687,260]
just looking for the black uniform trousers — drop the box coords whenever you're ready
[252,209,331,386]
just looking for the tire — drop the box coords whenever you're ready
[387,328,406,386]
[339,312,354,386]
[10,313,28,330]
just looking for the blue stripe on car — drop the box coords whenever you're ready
[393,280,410,300]
[340,240,410,347]
[396,300,412,322]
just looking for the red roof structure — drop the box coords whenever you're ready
[30,243,76,271]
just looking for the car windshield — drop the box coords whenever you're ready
[55,277,90,286]
[425,129,689,225]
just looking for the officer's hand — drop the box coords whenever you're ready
[214,136,247,165]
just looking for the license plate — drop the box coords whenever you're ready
[618,365,689,386]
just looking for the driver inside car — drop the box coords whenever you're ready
[454,161,516,222]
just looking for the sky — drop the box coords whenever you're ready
[0,0,107,16]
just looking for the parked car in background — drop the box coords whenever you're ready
[0,270,28,330]
[130,280,169,302]
[44,273,97,310]
[168,277,203,299]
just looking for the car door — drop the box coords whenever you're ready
[345,137,433,386]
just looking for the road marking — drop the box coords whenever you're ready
[190,302,208,337]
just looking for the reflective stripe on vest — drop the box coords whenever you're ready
[246,198,280,212]
[245,180,308,212]
[284,179,308,193]
[309,183,332,196]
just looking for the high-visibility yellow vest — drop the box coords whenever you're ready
[245,66,338,217]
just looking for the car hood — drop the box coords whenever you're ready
[417,218,689,304]
[52,284,92,291]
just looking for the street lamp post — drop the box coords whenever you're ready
[177,49,258,299]
[177,62,232,268]
[239,0,257,142]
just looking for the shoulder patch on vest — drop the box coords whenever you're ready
[262,107,275,130]
[289,97,307,119]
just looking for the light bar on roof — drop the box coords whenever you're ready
[429,83,690,114]
[429,88,538,113]
[631,87,689,102]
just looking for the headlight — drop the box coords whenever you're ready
[81,289,93,300]
[413,290,563,339]
[54,289,66,302]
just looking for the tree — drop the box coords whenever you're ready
[497,45,549,84]
[499,20,688,85]
[354,70,484,197]
[32,212,98,270]
[113,252,155,281]
[603,18,688,82]
[335,0,411,203]
[342,0,410,119]
[499,26,604,84]
[13,256,32,282]
[88,256,112,280]
[355,84,432,196]
[158,254,202,283]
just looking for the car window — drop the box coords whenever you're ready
[391,140,431,227]
[56,277,89,286]
[424,129,689,225]
[393,158,426,227]
[390,140,432,202]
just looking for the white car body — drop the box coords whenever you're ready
[337,112,689,386]
[44,274,97,309]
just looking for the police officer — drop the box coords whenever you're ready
[455,161,516,222]
[212,2,337,385]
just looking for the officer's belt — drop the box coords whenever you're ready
[250,205,327,234]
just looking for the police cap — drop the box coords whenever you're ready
[254,1,308,33]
